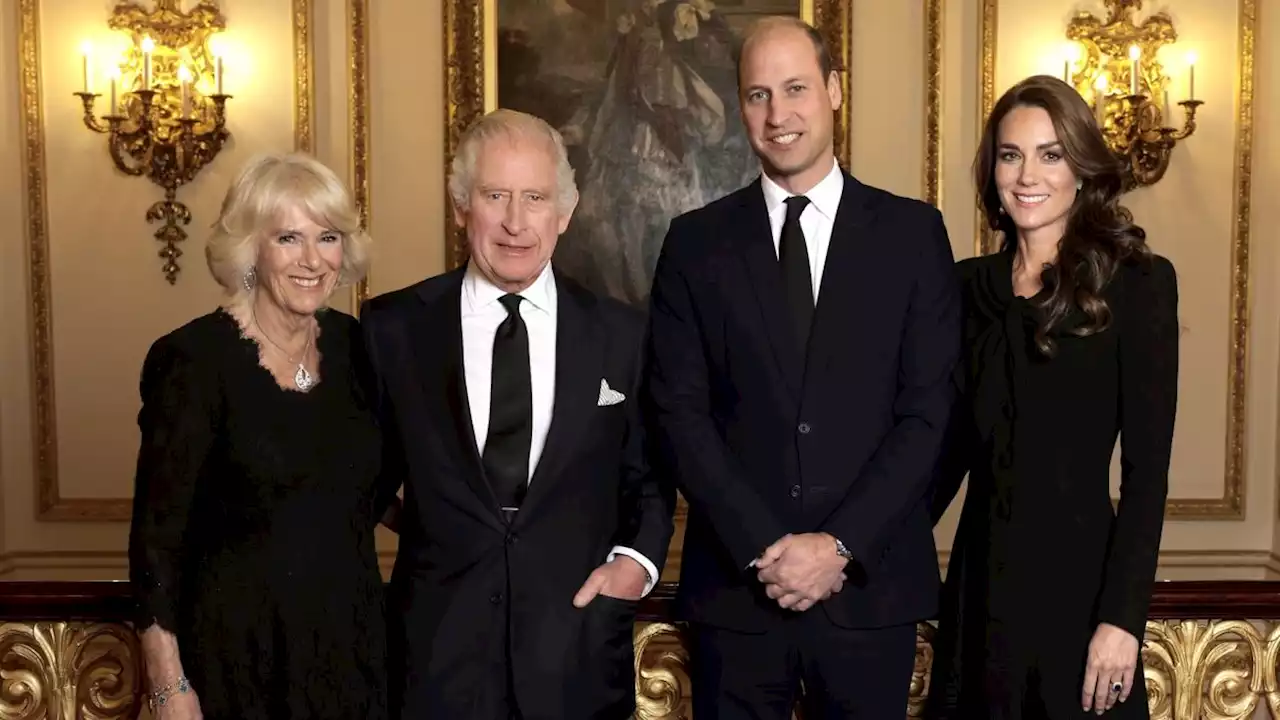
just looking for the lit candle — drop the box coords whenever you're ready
[109,66,119,115]
[1129,45,1140,96]
[80,41,92,93]
[141,36,154,90]
[1187,52,1197,100]
[179,66,192,117]
[1063,60,1070,83]
[1163,89,1171,124]
[215,54,223,95]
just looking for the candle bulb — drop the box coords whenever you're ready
[141,36,154,90]
[1188,52,1197,100]
[179,66,192,118]
[109,67,119,115]
[80,41,92,93]
[1129,45,1140,96]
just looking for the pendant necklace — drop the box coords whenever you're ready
[254,312,315,390]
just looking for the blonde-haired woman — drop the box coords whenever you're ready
[128,152,388,719]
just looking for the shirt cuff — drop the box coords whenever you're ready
[606,546,659,597]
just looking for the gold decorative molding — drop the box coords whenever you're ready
[974,0,997,257]
[442,0,854,271]
[633,623,690,720]
[348,0,371,310]
[293,0,313,153]
[972,1,1253,519]
[0,621,142,720]
[923,0,943,207]
[21,0,316,521]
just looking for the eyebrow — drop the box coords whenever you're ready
[744,76,807,92]
[998,141,1063,151]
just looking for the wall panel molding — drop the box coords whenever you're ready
[348,0,371,310]
[22,0,317,521]
[924,0,944,206]
[971,0,1254,519]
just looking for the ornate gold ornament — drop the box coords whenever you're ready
[73,0,230,284]
[633,622,690,720]
[1064,0,1202,191]
[0,622,142,720]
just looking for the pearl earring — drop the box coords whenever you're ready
[242,267,257,292]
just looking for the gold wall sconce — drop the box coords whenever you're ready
[74,0,230,284]
[1063,0,1202,191]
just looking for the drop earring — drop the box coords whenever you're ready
[242,267,257,292]
[1076,179,1084,190]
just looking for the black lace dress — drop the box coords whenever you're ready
[128,308,388,719]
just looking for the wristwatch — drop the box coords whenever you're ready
[832,536,854,561]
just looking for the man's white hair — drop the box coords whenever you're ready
[447,109,578,214]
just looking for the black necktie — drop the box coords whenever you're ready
[483,293,532,512]
[780,195,814,349]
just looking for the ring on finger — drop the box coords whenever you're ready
[1111,681,1123,694]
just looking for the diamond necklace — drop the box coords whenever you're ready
[253,311,315,390]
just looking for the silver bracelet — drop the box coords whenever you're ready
[148,675,191,710]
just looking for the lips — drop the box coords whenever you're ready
[290,276,321,289]
[1013,193,1048,206]
[768,132,801,146]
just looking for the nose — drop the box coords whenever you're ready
[1017,159,1039,186]
[766,97,787,128]
[502,197,527,234]
[299,238,321,269]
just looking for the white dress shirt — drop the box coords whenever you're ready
[460,263,659,595]
[760,157,845,302]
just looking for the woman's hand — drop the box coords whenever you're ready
[154,690,203,720]
[1081,622,1140,713]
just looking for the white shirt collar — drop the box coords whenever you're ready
[461,261,557,317]
[761,157,844,221]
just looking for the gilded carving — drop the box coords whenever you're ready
[923,0,943,208]
[633,622,691,720]
[349,0,372,309]
[21,0,315,520]
[973,1,1254,519]
[0,622,142,720]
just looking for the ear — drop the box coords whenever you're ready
[826,70,842,112]
[557,190,580,235]
[452,199,467,229]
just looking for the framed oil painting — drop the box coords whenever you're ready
[444,0,852,576]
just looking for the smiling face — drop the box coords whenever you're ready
[738,23,841,194]
[255,203,344,317]
[994,105,1080,242]
[455,133,573,293]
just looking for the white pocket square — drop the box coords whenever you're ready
[597,378,626,406]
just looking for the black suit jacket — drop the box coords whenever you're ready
[644,171,961,632]
[360,268,675,720]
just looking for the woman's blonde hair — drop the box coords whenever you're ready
[206,152,371,299]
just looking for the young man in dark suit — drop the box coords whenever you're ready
[362,109,675,720]
[644,16,962,718]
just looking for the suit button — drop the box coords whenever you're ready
[490,592,503,604]
[789,485,801,498]
[798,422,811,434]
[506,533,518,545]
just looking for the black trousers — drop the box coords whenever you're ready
[689,611,918,720]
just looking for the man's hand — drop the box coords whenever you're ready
[573,555,650,607]
[755,533,849,612]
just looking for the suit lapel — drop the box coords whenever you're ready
[736,180,805,397]
[518,273,602,520]
[411,271,504,522]
[804,173,877,382]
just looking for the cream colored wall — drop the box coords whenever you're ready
[1,0,1278,581]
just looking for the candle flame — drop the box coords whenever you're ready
[80,40,92,56]
[178,66,193,83]
[1095,74,1109,91]
[141,36,155,53]
[1128,45,1140,60]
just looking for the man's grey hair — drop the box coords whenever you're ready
[447,109,578,214]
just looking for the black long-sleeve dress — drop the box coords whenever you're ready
[925,249,1178,719]
[128,308,388,720]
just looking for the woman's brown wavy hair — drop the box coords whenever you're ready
[974,74,1150,356]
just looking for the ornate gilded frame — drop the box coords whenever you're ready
[923,0,944,207]
[443,0,854,270]
[21,0,318,520]
[349,0,371,308]
[975,0,1254,519]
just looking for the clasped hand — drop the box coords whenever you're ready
[755,533,849,612]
